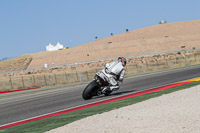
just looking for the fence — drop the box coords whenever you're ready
[1,50,200,92]
[0,49,196,76]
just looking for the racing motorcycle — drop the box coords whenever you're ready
[82,71,113,100]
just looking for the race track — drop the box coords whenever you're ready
[0,65,200,126]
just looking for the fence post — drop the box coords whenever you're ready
[33,75,36,87]
[30,77,32,88]
[65,73,70,83]
[78,64,82,82]
[194,53,196,62]
[139,65,142,73]
[136,64,139,72]
[76,71,79,81]
[165,58,168,66]
[44,74,47,86]
[9,76,12,91]
[22,76,25,88]
[65,72,67,83]
[85,71,89,81]
[185,56,187,66]
[48,75,51,86]
[54,74,57,85]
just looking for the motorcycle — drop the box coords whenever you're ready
[82,71,113,100]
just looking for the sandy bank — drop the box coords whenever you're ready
[46,85,200,133]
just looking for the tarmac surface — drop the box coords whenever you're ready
[1,65,200,127]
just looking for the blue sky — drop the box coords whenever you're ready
[0,0,200,59]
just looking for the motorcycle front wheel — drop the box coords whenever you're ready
[82,80,99,100]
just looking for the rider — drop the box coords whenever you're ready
[101,57,127,92]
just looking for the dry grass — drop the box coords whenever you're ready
[0,55,32,73]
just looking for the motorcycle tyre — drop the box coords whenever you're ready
[82,81,99,100]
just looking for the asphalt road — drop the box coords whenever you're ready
[0,65,200,126]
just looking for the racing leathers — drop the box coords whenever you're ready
[101,61,125,91]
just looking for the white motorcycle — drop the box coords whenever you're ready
[82,71,116,100]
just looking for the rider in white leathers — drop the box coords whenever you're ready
[100,57,126,92]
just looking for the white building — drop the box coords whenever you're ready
[55,42,64,50]
[46,42,64,51]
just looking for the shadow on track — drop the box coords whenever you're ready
[92,89,137,100]
[110,90,136,96]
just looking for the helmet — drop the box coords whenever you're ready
[118,57,126,66]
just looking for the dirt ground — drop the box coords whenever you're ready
[46,85,200,133]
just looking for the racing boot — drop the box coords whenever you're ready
[101,86,110,94]
[110,85,120,91]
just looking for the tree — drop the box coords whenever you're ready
[110,33,113,36]
[126,28,129,32]
[95,36,98,40]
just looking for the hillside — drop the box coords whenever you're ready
[1,20,200,73]
[27,20,200,69]
[0,55,32,73]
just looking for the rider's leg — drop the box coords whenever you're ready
[100,70,119,91]
[109,77,119,91]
